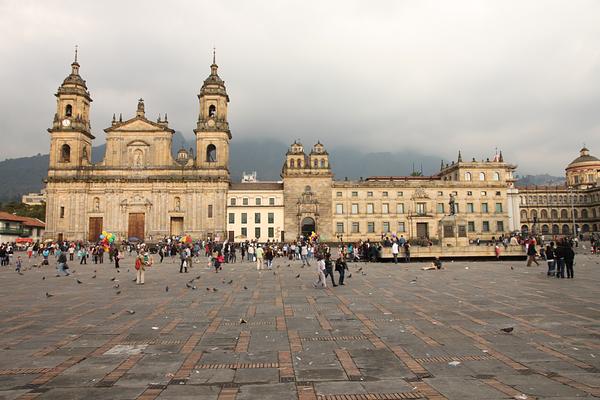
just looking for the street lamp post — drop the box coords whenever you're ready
[568,186,576,237]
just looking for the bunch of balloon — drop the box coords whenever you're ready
[179,235,192,244]
[99,231,116,251]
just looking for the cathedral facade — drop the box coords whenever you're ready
[44,55,231,242]
[45,56,596,244]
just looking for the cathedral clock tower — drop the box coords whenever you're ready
[48,48,94,172]
[194,51,231,177]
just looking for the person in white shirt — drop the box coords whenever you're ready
[392,241,399,264]
[255,245,264,270]
[313,254,327,288]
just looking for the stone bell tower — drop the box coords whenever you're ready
[194,50,231,178]
[48,47,94,173]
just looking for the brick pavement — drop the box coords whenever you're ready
[0,252,599,399]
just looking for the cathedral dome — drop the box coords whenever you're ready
[568,147,599,167]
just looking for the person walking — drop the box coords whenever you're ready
[179,247,189,273]
[135,251,152,284]
[114,248,121,269]
[323,253,337,287]
[335,256,347,285]
[313,254,327,289]
[57,251,70,276]
[526,239,539,266]
[300,242,310,266]
[403,242,411,263]
[265,247,274,270]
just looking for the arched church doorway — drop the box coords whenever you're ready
[301,217,316,238]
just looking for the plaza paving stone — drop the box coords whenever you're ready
[0,252,599,399]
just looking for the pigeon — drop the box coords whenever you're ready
[127,269,130,273]
[227,279,233,284]
[127,310,135,314]
[206,288,210,291]
[186,283,192,288]
[212,288,218,292]
[94,270,97,273]
[510,266,514,270]
[45,292,53,298]
[113,284,120,289]
[243,286,248,290]
[240,318,247,324]
[165,286,169,292]
[191,286,197,290]
[296,274,301,278]
[92,274,96,279]
[273,272,276,275]
[76,279,82,284]
[116,269,120,273]
[110,277,116,281]
[195,275,202,280]
[357,267,363,272]
[348,273,352,278]
[361,272,367,276]
[500,327,514,333]
[286,263,291,267]
[42,276,46,280]
[115,290,121,295]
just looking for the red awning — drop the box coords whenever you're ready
[15,238,33,243]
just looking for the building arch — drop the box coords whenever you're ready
[65,104,72,117]
[562,224,570,234]
[541,224,549,235]
[540,209,548,219]
[521,224,529,233]
[60,144,71,163]
[552,224,559,234]
[531,209,538,220]
[551,209,558,219]
[464,172,472,181]
[560,209,568,219]
[520,210,528,220]
[582,224,590,233]
[208,104,216,117]
[479,172,486,181]
[301,217,316,238]
[289,159,295,168]
[582,209,588,219]
[493,172,500,181]
[206,144,217,162]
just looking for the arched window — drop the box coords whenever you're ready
[320,159,326,168]
[174,196,181,211]
[208,104,216,117]
[464,172,472,181]
[531,210,538,220]
[493,172,500,181]
[313,159,318,167]
[289,159,295,168]
[521,225,529,233]
[206,144,217,162]
[561,209,568,219]
[593,224,598,232]
[541,224,549,234]
[520,210,528,220]
[562,224,570,234]
[93,197,100,211]
[65,104,72,117]
[133,149,144,167]
[297,159,302,168]
[582,224,590,233]
[582,209,588,218]
[551,209,558,219]
[552,224,559,234]
[540,209,548,219]
[60,144,71,162]
[479,172,486,181]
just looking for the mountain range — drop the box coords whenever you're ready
[0,132,564,202]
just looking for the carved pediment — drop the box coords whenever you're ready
[104,116,174,134]
[411,188,430,200]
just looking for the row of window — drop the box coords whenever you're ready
[335,202,503,214]
[336,190,502,198]
[520,194,597,205]
[230,197,277,206]
[335,220,505,234]
[521,208,598,220]
[287,158,328,168]
[228,212,275,224]
[237,227,275,239]
[463,172,501,181]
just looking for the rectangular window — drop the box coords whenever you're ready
[496,221,504,232]
[242,197,249,205]
[397,222,406,232]
[255,213,261,223]
[208,204,213,218]
[468,221,475,232]
[382,203,389,214]
[351,222,360,233]
[351,204,359,214]
[495,191,501,196]
[437,191,444,196]
[383,221,390,233]
[60,206,65,218]
[255,197,262,205]
[241,227,247,237]
[241,213,247,224]
[230,198,236,206]
[495,203,503,213]
[467,191,473,196]
[336,192,342,197]
[351,191,358,197]
[436,203,444,213]
[482,221,490,232]
[481,203,489,213]
[367,222,375,233]
[268,212,274,224]
[481,191,487,196]
[336,204,344,214]
[336,222,344,233]
[255,227,261,238]
[396,203,405,214]
[228,213,235,224]
[268,227,274,238]
[397,191,403,197]
[367,191,373,197]
[466,203,474,213]
[416,202,426,215]
[269,197,275,205]
[366,203,374,214]
[383,191,388,197]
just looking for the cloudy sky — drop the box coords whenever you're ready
[1,0,599,174]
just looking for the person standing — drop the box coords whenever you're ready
[114,247,121,269]
[391,241,399,264]
[555,241,566,279]
[335,256,347,285]
[255,245,264,271]
[403,242,411,263]
[265,247,274,270]
[526,239,539,266]
[300,242,310,266]
[545,242,556,276]
[564,241,575,278]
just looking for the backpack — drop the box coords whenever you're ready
[135,257,142,270]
